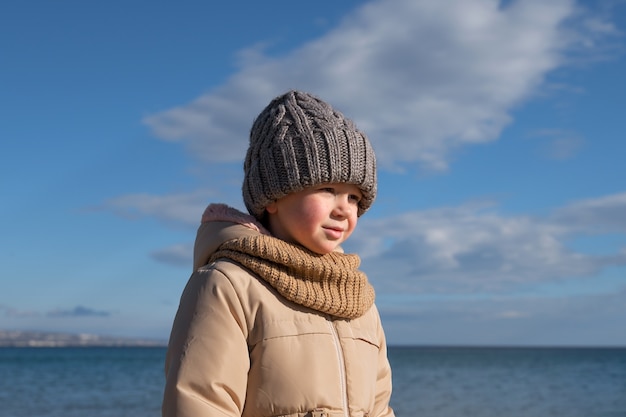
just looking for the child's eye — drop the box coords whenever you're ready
[319,187,335,194]
[349,194,361,204]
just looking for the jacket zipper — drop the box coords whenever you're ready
[328,318,349,417]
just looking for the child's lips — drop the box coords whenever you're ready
[323,226,344,240]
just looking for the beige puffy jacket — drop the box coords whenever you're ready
[163,207,395,417]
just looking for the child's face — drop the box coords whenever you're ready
[266,183,362,254]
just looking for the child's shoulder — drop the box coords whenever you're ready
[196,257,275,299]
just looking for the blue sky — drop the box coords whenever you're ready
[2,0,625,346]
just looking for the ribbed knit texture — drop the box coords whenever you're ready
[209,235,375,319]
[243,90,377,220]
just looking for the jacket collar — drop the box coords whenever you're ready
[193,204,270,271]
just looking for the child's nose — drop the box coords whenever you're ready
[333,194,353,217]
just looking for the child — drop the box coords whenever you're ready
[163,90,395,417]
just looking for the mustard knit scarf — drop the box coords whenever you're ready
[209,235,375,319]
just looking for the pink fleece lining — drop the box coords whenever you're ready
[201,203,271,235]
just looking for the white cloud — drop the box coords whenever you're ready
[551,192,626,233]
[379,287,626,345]
[143,0,614,171]
[120,0,626,301]
[150,243,193,267]
[110,186,626,298]
[46,306,111,318]
[0,305,40,318]
[530,129,585,160]
[349,192,626,293]
[101,190,215,227]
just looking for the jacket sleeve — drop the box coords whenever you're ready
[163,265,250,417]
[372,311,395,417]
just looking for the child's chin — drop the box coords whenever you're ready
[308,244,339,255]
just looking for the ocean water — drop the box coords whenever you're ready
[1,346,625,417]
[389,347,626,417]
[0,347,164,417]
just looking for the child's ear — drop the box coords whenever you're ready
[265,202,278,214]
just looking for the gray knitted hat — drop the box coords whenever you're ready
[243,90,377,220]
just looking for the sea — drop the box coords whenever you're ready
[0,346,625,417]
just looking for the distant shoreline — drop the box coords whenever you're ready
[0,330,167,348]
[2,330,623,349]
